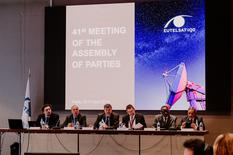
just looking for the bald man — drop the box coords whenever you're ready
[180,107,205,130]
[62,105,87,128]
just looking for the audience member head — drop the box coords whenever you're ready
[125,104,135,116]
[160,105,170,117]
[183,139,205,155]
[187,107,197,119]
[71,105,80,117]
[205,144,213,155]
[213,133,233,155]
[104,104,112,116]
[41,104,53,117]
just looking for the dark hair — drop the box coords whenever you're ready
[161,105,169,111]
[183,139,205,155]
[205,144,213,155]
[126,104,135,110]
[104,104,112,109]
[41,104,53,112]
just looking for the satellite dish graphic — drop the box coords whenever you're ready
[163,62,205,110]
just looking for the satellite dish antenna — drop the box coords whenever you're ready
[163,62,187,108]
[163,62,205,110]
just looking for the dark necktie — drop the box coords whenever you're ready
[106,116,110,126]
[130,116,134,128]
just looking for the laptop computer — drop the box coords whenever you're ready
[28,121,38,127]
[8,119,23,129]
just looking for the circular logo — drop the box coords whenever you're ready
[173,16,185,28]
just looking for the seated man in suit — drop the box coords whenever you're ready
[62,104,87,128]
[36,104,59,129]
[153,105,177,129]
[180,107,205,130]
[94,104,119,129]
[122,104,147,129]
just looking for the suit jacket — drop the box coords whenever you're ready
[122,113,147,129]
[94,112,119,129]
[179,116,205,130]
[36,113,59,128]
[62,114,87,127]
[153,114,177,129]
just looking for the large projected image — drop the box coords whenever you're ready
[66,3,135,110]
[65,0,205,110]
[135,1,205,110]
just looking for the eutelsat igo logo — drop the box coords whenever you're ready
[163,15,196,33]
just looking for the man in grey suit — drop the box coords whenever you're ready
[62,104,87,128]
[180,107,205,130]
[153,105,177,129]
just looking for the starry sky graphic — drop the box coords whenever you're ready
[135,0,205,110]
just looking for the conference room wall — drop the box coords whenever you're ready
[0,1,47,154]
[0,1,232,154]
[0,0,47,126]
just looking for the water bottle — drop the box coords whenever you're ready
[196,119,198,127]
[44,117,49,129]
[199,122,203,131]
[40,118,45,129]
[119,122,126,129]
[195,119,199,130]
[157,121,160,131]
[74,121,80,129]
[99,119,105,129]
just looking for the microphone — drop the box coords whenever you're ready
[55,119,60,127]
[185,118,192,128]
[52,120,60,129]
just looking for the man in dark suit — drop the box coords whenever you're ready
[36,104,59,129]
[94,104,119,129]
[153,105,177,129]
[62,104,87,128]
[180,107,205,130]
[122,104,147,129]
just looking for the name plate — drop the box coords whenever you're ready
[117,128,129,131]
[29,127,40,130]
[63,127,75,130]
[144,128,156,131]
[82,127,94,130]
[181,128,195,132]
